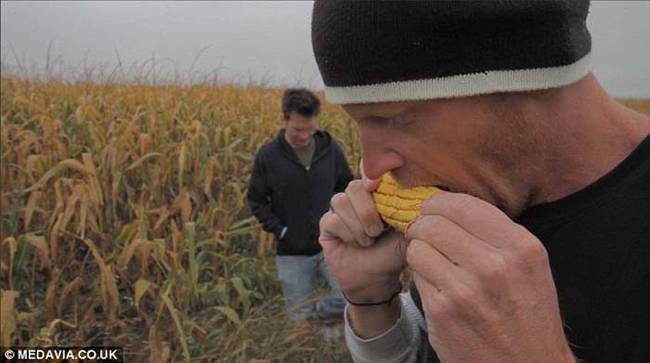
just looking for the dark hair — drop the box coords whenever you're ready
[282,88,321,120]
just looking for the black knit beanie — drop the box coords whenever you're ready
[311,1,592,104]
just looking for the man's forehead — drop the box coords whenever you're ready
[287,112,317,123]
[342,100,437,119]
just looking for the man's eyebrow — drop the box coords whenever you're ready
[361,106,410,121]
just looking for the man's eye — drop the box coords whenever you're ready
[371,116,398,129]
[387,116,408,129]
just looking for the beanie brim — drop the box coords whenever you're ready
[324,53,592,104]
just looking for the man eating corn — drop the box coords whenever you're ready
[311,1,650,362]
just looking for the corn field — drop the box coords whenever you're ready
[0,76,360,362]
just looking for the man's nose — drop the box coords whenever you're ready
[359,130,404,180]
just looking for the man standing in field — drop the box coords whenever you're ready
[247,88,353,324]
[312,1,650,362]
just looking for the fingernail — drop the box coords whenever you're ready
[369,223,383,236]
[362,178,372,189]
[404,216,421,239]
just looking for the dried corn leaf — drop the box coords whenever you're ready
[1,290,20,346]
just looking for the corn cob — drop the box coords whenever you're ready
[372,173,440,232]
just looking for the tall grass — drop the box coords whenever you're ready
[1,76,359,362]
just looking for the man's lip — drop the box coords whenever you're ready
[394,178,451,191]
[389,173,452,192]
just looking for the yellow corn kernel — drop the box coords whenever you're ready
[372,173,440,232]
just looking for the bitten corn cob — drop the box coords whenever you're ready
[372,173,440,232]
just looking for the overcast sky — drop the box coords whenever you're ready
[1,1,648,97]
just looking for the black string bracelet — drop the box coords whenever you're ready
[342,287,402,307]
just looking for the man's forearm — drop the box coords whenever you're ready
[347,296,401,339]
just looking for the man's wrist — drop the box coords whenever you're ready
[343,279,402,305]
[343,285,401,306]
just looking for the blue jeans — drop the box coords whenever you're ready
[275,251,345,321]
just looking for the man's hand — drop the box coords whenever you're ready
[406,191,575,363]
[320,179,406,304]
